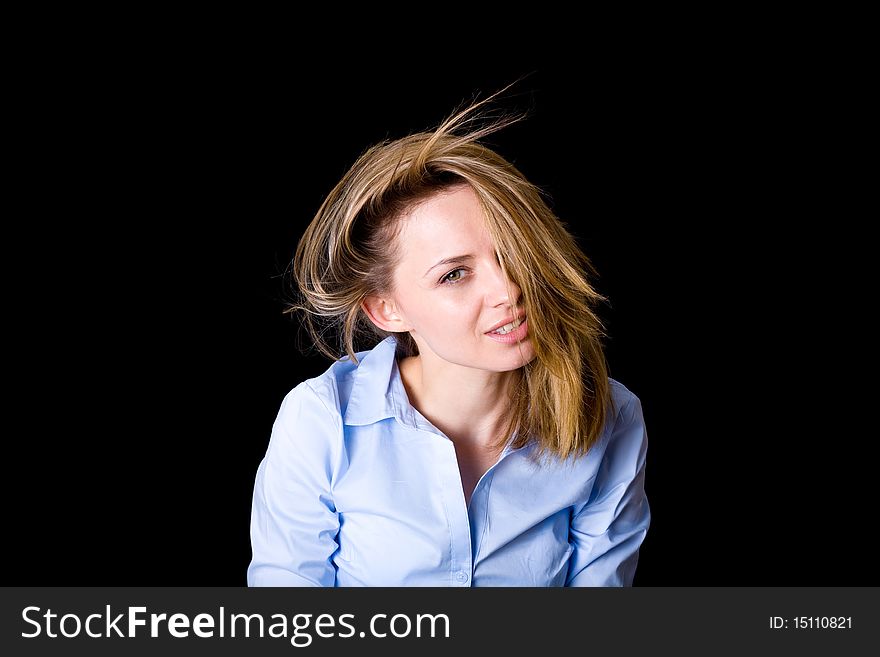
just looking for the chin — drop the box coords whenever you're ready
[495,351,536,371]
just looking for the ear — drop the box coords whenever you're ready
[361,295,410,332]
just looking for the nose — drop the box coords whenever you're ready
[486,256,522,309]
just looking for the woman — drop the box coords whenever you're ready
[247,89,651,587]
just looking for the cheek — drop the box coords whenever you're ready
[405,294,482,334]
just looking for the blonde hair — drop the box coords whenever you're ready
[288,84,615,464]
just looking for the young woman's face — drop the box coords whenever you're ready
[389,185,536,373]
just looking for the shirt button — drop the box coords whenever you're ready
[456,571,469,583]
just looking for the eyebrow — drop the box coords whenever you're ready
[423,254,475,278]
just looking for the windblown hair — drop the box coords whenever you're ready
[287,85,615,464]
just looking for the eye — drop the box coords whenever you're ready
[440,268,467,285]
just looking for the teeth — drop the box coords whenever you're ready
[492,317,523,334]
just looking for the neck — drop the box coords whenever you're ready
[398,351,520,452]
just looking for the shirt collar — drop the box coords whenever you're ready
[342,336,528,457]
[343,335,422,428]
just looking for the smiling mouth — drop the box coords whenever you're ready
[487,315,526,335]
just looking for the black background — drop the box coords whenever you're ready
[7,37,872,586]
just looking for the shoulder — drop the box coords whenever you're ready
[277,364,348,426]
[277,341,379,425]
[608,377,642,423]
[602,377,648,464]
[266,360,359,471]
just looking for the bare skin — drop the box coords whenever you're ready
[362,185,536,505]
[397,353,514,505]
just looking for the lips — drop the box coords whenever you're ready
[485,313,527,334]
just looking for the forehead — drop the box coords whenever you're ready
[397,186,492,251]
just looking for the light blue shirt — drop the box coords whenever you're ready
[248,335,650,587]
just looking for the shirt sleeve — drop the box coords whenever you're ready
[565,391,651,587]
[247,381,341,587]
